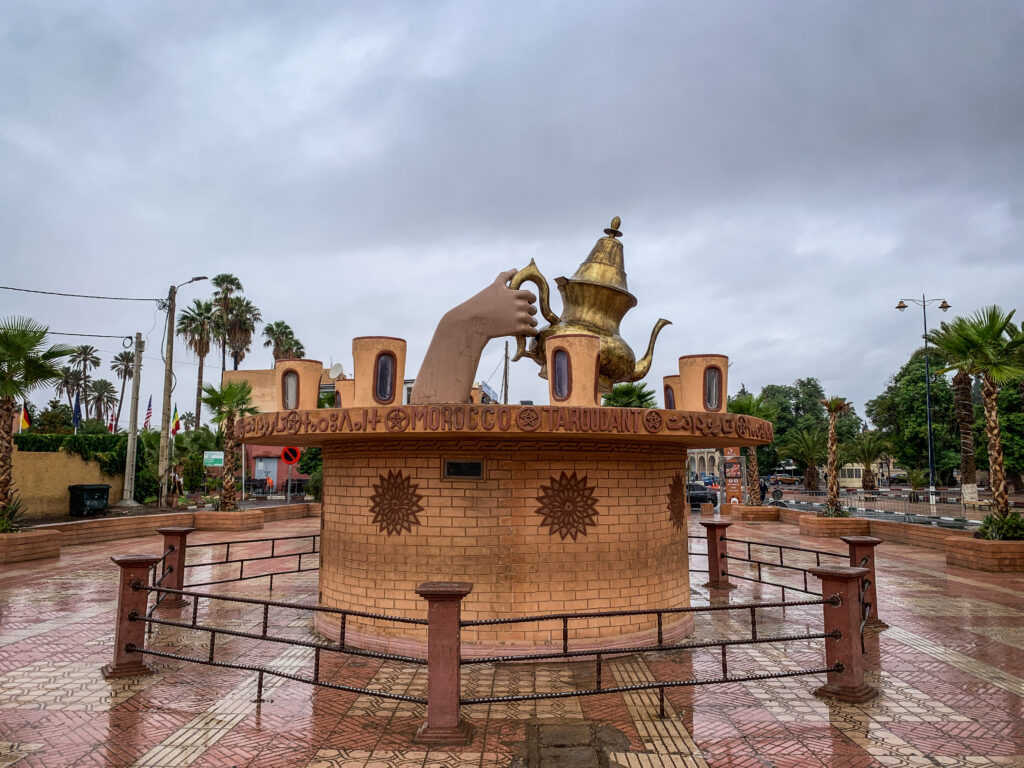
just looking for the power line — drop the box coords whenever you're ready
[0,284,160,302]
[51,331,133,339]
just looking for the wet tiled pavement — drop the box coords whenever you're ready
[2,516,1023,767]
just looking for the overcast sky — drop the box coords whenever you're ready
[3,1,1022,428]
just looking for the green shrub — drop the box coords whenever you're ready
[0,497,26,533]
[134,466,159,504]
[182,452,205,493]
[977,510,1024,541]
[307,467,323,501]
[818,504,852,518]
[15,433,127,475]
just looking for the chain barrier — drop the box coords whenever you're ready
[183,533,320,589]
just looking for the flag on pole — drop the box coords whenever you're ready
[108,413,116,433]
[143,396,152,429]
[171,404,181,436]
[72,393,82,431]
[19,403,31,432]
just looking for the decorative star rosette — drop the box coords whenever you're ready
[369,470,424,536]
[535,471,599,540]
[667,472,687,530]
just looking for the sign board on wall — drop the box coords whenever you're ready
[723,446,743,504]
[202,451,224,467]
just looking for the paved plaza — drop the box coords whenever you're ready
[1,516,1023,768]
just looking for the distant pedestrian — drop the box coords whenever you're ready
[759,478,768,502]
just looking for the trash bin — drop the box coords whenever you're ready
[68,484,111,516]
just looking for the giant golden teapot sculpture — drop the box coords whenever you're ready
[509,217,671,393]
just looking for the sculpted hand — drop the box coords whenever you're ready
[448,269,538,342]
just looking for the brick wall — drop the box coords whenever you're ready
[316,438,693,653]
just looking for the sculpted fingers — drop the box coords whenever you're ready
[514,289,536,303]
[496,269,518,285]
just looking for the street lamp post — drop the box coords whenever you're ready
[158,276,208,508]
[895,295,951,513]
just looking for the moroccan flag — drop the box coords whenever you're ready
[171,404,181,436]
[143,395,152,429]
[19,403,31,431]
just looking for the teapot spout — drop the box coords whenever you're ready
[629,318,672,382]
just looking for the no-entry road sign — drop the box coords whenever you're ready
[281,446,300,465]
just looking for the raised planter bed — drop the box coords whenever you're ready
[0,529,62,564]
[193,509,264,531]
[945,536,1024,572]
[722,504,779,522]
[798,516,871,538]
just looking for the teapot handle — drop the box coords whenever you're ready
[508,259,559,362]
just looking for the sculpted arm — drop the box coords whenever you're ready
[411,269,537,404]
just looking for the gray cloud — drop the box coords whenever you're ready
[2,1,1022,423]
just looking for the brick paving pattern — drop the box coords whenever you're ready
[1,516,1023,767]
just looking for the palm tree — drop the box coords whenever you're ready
[927,306,1024,518]
[227,297,262,369]
[87,379,119,425]
[211,274,243,373]
[262,321,306,360]
[780,426,827,491]
[181,411,196,431]
[0,317,73,505]
[927,324,984,503]
[201,381,257,511]
[110,350,134,429]
[177,298,216,427]
[729,393,779,505]
[54,365,81,409]
[841,431,891,491]
[602,382,658,408]
[821,396,852,514]
[69,345,100,415]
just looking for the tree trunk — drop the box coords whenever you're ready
[981,374,1009,518]
[862,466,876,491]
[825,413,840,513]
[746,446,761,505]
[194,353,205,431]
[0,398,15,507]
[115,375,127,429]
[221,414,236,511]
[804,465,820,492]
[952,369,978,502]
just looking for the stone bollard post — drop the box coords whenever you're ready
[839,535,887,630]
[700,520,736,590]
[102,554,161,679]
[414,581,474,746]
[808,566,877,703]
[156,527,194,608]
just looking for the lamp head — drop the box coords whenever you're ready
[939,300,951,312]
[895,300,908,312]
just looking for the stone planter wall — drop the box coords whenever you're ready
[0,529,62,564]
[32,512,195,547]
[722,504,779,522]
[868,519,972,551]
[798,516,871,538]
[193,509,265,531]
[945,537,1024,572]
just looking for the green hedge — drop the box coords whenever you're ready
[14,433,128,476]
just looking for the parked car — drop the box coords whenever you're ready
[687,483,718,509]
[771,473,802,486]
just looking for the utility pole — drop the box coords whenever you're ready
[158,276,207,508]
[502,340,510,405]
[113,333,144,509]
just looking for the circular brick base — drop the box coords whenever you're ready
[315,436,693,654]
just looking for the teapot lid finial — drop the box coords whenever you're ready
[604,216,623,239]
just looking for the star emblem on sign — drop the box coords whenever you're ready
[385,409,410,432]
[516,407,541,431]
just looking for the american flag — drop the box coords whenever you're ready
[143,395,152,429]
